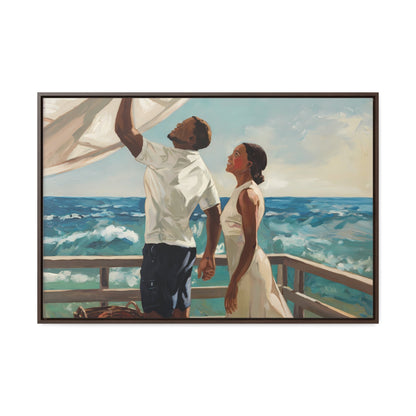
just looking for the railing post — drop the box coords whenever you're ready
[293,269,304,318]
[100,267,109,307]
[277,264,288,289]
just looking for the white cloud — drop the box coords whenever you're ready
[211,108,373,197]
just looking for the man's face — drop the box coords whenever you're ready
[168,118,196,147]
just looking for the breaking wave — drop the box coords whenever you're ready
[44,224,139,255]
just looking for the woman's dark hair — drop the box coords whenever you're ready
[192,116,211,149]
[243,142,267,184]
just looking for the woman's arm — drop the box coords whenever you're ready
[224,188,259,314]
[115,98,143,157]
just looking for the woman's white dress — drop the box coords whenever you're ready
[220,180,293,318]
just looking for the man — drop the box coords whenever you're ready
[115,98,221,319]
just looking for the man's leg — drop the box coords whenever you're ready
[144,310,165,319]
[172,307,190,319]
[140,244,168,319]
[141,244,195,319]
[174,247,196,319]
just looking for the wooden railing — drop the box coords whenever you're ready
[43,254,373,319]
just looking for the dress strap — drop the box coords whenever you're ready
[233,180,255,195]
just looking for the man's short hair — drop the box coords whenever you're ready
[192,116,211,149]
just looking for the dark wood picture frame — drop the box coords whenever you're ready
[38,92,378,324]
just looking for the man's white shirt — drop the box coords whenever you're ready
[136,138,220,248]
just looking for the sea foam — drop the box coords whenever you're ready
[43,270,96,283]
[44,225,139,247]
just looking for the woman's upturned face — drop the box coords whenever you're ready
[226,144,251,174]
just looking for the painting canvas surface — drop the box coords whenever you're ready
[39,93,377,322]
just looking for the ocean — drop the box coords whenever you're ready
[42,196,374,318]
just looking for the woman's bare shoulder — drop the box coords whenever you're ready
[237,188,259,213]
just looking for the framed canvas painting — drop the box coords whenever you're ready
[38,93,378,323]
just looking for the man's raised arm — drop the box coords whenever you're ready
[115,98,143,158]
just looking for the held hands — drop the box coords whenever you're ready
[198,256,216,281]
[224,280,238,314]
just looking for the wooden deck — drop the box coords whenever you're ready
[43,253,373,319]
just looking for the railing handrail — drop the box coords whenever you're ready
[280,254,373,295]
[43,255,228,268]
[43,253,372,294]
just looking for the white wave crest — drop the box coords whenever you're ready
[71,273,94,283]
[61,213,83,220]
[306,251,339,268]
[44,225,138,247]
[43,270,96,283]
[265,211,282,217]
[97,225,138,243]
[44,215,55,221]
[344,256,373,274]
[44,230,89,246]
[44,270,71,282]
[272,234,307,249]
[302,251,373,276]
[215,243,225,254]
[131,212,145,217]
[191,221,204,238]
[110,267,140,287]
[91,210,114,218]
[328,210,346,216]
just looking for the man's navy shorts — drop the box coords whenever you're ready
[140,243,196,318]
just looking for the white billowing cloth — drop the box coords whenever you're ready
[221,180,293,318]
[136,138,220,248]
[43,97,188,176]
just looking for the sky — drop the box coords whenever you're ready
[43,97,373,198]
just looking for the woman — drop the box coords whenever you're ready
[221,143,293,318]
